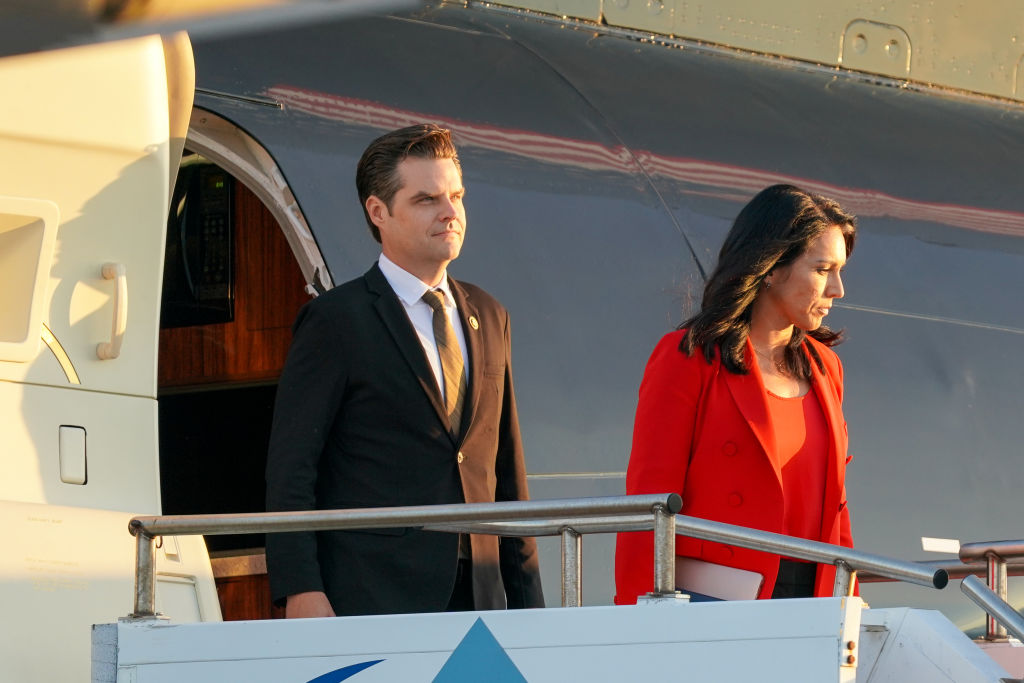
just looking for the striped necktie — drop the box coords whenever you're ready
[422,289,467,436]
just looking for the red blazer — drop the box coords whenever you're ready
[614,330,853,603]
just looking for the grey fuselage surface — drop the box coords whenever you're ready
[187,4,1024,624]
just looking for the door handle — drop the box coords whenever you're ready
[96,262,127,360]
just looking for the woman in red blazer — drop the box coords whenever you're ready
[615,184,858,603]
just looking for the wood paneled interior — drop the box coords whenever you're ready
[211,553,284,621]
[158,180,309,388]
[215,574,284,620]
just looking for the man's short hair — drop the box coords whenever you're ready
[356,124,462,243]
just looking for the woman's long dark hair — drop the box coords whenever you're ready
[681,184,857,378]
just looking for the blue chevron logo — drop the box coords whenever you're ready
[304,659,383,682]
[433,618,526,682]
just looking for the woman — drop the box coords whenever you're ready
[614,184,857,603]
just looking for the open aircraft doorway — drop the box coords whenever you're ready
[156,116,325,619]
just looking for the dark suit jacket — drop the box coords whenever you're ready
[265,263,544,615]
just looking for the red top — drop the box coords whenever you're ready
[767,389,828,543]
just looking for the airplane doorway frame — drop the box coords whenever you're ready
[185,107,333,295]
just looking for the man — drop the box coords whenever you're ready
[265,124,544,618]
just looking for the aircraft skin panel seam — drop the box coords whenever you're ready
[0,376,156,399]
[469,1,1024,110]
[836,303,1024,336]
[194,87,283,109]
[485,18,708,280]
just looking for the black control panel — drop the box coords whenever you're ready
[161,159,235,328]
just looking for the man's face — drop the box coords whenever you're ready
[369,157,466,283]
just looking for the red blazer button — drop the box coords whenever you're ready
[722,441,737,456]
[707,543,734,562]
[727,492,743,507]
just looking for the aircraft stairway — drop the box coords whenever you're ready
[93,598,1013,682]
[91,494,1023,682]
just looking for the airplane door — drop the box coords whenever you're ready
[0,34,194,513]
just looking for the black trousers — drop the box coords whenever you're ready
[771,559,817,599]
[445,559,475,611]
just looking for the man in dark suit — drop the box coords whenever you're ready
[265,124,544,618]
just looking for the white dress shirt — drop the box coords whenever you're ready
[378,253,470,402]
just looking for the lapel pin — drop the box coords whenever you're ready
[468,316,479,330]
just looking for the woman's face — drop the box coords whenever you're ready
[763,225,848,331]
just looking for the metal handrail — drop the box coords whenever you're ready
[129,495,680,537]
[857,548,1024,643]
[859,558,1024,583]
[672,514,947,595]
[127,494,682,618]
[961,575,1024,642]
[126,493,947,620]
[960,540,1024,562]
[960,539,1024,640]
[852,540,1024,642]
[430,514,948,594]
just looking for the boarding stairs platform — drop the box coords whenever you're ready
[92,495,1024,682]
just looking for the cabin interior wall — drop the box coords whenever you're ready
[158,172,307,620]
[158,178,308,387]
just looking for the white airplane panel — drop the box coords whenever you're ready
[0,381,160,511]
[0,501,218,683]
[0,34,179,399]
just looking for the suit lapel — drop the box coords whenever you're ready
[364,264,453,438]
[806,342,847,541]
[724,339,781,486]
[449,278,482,443]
